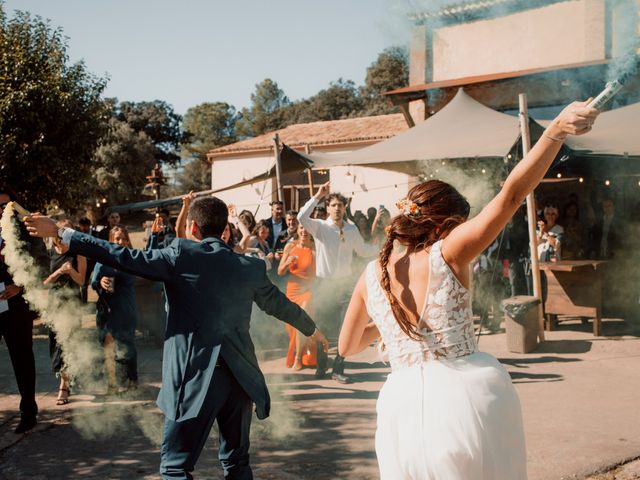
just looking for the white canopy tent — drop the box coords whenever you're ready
[300,89,524,171]
[555,101,640,158]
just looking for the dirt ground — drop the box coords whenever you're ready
[1,314,639,479]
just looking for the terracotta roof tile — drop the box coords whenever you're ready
[207,114,408,158]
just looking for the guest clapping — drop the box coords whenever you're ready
[44,219,86,405]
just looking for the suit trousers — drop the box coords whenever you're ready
[0,305,38,419]
[159,360,253,480]
[314,277,356,375]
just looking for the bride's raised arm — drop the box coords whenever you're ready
[442,99,599,268]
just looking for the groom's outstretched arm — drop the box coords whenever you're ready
[25,215,177,282]
[252,262,329,350]
[66,231,178,282]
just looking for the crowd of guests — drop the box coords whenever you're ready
[472,189,640,332]
[4,182,637,434]
[167,192,389,382]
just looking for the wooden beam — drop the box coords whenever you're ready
[399,103,416,128]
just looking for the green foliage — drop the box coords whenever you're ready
[181,102,237,161]
[0,7,108,210]
[235,78,290,137]
[93,118,156,205]
[287,78,364,124]
[174,159,211,194]
[116,100,185,165]
[360,46,409,115]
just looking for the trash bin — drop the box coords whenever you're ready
[502,296,541,353]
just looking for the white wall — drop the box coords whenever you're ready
[210,154,275,220]
[329,165,412,216]
[210,151,414,220]
[431,0,606,81]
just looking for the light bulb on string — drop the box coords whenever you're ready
[556,173,562,179]
[579,177,584,183]
[605,180,611,186]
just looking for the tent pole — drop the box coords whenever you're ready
[305,144,315,196]
[273,134,285,207]
[519,93,545,342]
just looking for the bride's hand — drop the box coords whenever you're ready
[547,100,599,139]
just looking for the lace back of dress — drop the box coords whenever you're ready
[366,240,477,371]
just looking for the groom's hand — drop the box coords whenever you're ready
[310,328,330,352]
[24,214,58,238]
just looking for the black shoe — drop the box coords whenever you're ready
[315,342,328,379]
[331,372,351,384]
[14,416,37,434]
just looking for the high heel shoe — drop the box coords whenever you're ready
[56,387,70,405]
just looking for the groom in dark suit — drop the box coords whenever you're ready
[25,197,328,480]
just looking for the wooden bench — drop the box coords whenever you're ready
[539,260,606,336]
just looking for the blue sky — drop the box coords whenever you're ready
[4,0,411,114]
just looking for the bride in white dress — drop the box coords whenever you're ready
[338,100,599,480]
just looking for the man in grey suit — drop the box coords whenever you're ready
[25,197,329,480]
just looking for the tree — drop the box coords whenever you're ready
[0,7,108,210]
[304,78,364,122]
[173,101,239,195]
[174,159,211,194]
[93,118,156,205]
[360,46,409,115]
[235,78,290,137]
[116,100,185,165]
[181,102,237,162]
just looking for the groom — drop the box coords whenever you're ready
[25,197,329,480]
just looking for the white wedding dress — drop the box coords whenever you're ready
[366,240,527,480]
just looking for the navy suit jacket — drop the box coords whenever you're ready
[67,232,316,422]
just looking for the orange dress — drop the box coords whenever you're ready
[284,244,317,367]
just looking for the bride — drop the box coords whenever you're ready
[338,99,599,479]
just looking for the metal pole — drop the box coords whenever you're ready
[273,134,285,207]
[519,93,545,342]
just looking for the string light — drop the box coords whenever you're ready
[95,202,101,208]
[481,169,486,174]
[579,177,584,183]
[605,180,611,186]
[556,173,562,178]
[101,198,107,204]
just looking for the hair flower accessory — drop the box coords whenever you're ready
[396,198,421,217]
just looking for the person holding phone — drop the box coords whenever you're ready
[370,205,392,245]
[91,226,139,394]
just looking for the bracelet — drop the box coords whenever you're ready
[543,132,566,143]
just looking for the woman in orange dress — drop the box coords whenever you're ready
[277,224,317,370]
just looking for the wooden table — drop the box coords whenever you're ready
[539,260,607,336]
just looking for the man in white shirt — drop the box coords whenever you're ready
[298,182,378,383]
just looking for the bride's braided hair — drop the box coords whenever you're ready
[380,180,470,340]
